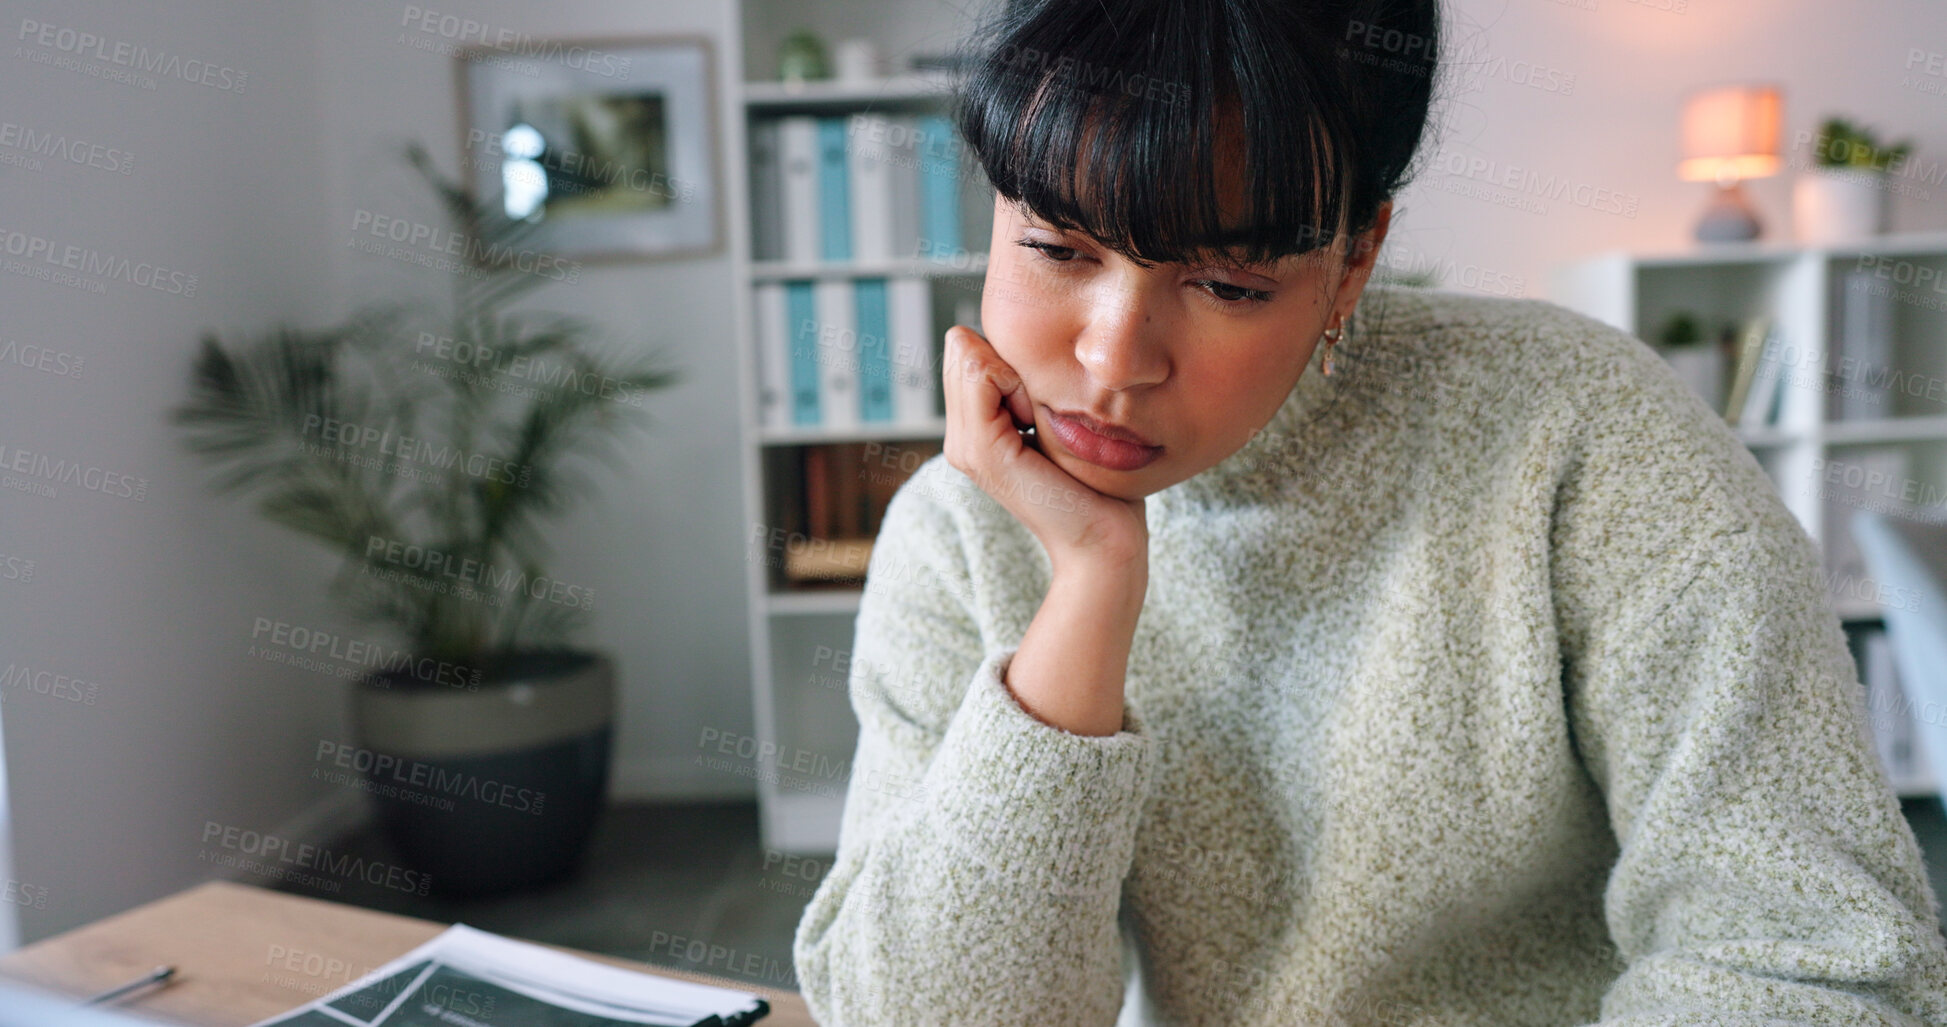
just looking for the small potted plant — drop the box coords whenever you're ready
[1656,311,1725,413]
[1793,116,1913,244]
[172,143,680,895]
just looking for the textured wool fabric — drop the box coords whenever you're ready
[791,283,1947,1025]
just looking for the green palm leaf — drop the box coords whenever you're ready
[173,141,682,669]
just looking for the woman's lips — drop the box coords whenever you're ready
[1044,407,1163,471]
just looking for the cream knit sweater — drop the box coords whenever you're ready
[791,284,1947,1025]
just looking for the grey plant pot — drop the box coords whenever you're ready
[350,649,615,896]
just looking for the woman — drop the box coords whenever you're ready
[793,0,1947,1023]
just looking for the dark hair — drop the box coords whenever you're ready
[953,0,1441,272]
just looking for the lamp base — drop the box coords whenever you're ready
[1694,180,1762,242]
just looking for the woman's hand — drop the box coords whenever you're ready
[940,324,1148,736]
[940,324,1149,576]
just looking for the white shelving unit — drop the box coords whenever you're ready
[726,4,996,853]
[1553,231,1947,797]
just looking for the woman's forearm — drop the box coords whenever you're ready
[1002,557,1148,737]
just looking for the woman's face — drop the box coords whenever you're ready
[979,183,1391,502]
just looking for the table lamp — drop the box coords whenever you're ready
[1678,83,1782,242]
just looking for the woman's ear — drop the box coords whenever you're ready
[1322,201,1392,329]
[1341,200,1393,291]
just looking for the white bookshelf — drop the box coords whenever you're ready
[741,70,961,107]
[1552,232,1947,797]
[750,254,987,281]
[758,418,948,447]
[726,4,995,852]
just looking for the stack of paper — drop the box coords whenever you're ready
[251,924,768,1027]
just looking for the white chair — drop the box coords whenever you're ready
[1851,508,1947,814]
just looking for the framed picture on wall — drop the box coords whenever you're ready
[456,35,720,262]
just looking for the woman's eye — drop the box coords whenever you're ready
[1016,238,1079,263]
[1012,236,1270,306]
[1197,279,1274,306]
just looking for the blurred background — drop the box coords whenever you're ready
[2,0,1945,1002]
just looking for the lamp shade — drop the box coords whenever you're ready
[1679,84,1782,182]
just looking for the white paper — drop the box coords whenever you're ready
[250,923,766,1027]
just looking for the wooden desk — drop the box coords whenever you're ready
[0,881,814,1026]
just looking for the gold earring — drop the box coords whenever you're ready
[1320,314,1345,377]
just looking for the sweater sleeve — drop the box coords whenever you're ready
[791,473,1156,1026]
[1566,522,1947,1026]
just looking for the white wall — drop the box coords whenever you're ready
[2,0,1941,947]
[0,0,343,942]
[1388,0,1947,300]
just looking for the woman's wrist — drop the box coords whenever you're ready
[1050,546,1148,604]
[1003,563,1147,737]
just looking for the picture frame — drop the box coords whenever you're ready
[455,34,721,263]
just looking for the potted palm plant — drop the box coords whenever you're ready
[173,142,680,895]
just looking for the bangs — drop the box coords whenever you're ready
[954,2,1361,271]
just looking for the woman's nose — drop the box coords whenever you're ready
[1074,290,1169,391]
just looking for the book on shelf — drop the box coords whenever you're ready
[1721,317,1784,428]
[753,280,790,430]
[787,443,867,584]
[752,112,946,264]
[1742,327,1786,430]
[855,278,895,422]
[784,537,875,583]
[803,445,831,538]
[1832,265,1896,421]
[774,116,821,264]
[915,113,962,260]
[750,108,962,432]
[757,275,942,431]
[784,280,821,426]
[747,119,783,266]
[813,278,859,431]
[781,440,943,585]
[890,278,941,424]
[817,117,852,260]
[847,113,921,261]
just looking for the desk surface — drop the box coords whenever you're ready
[0,881,814,1027]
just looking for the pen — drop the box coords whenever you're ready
[82,965,175,1006]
